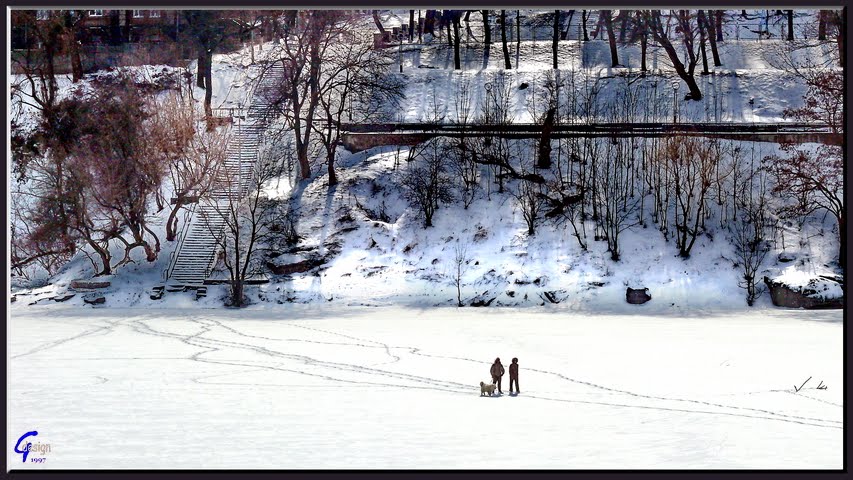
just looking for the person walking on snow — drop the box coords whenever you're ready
[490,358,505,394]
[509,357,520,394]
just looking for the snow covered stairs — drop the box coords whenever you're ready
[248,61,284,122]
[164,121,263,289]
[166,202,229,287]
[210,120,266,200]
[161,62,283,291]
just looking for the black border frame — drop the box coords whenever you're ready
[3,0,849,477]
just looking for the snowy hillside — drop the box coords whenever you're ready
[9,9,843,311]
[15,140,841,313]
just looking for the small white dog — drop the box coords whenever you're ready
[480,381,497,396]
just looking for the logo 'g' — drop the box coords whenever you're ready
[14,431,38,462]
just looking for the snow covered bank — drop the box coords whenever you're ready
[12,140,841,313]
[8,304,842,469]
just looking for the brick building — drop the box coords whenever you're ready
[12,9,187,49]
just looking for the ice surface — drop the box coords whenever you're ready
[8,304,842,469]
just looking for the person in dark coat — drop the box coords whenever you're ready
[490,358,505,394]
[509,357,519,393]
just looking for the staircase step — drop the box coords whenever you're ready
[166,66,280,285]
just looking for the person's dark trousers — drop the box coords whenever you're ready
[492,376,502,393]
[510,377,519,393]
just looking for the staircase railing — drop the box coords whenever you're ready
[161,58,283,287]
[162,201,197,283]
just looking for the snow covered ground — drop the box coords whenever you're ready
[8,304,842,469]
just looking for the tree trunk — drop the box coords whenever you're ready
[678,10,698,77]
[124,10,133,42]
[552,10,559,69]
[67,29,83,82]
[787,10,794,41]
[537,107,555,169]
[109,10,122,45]
[88,238,112,276]
[697,11,710,74]
[838,214,845,272]
[410,10,415,41]
[275,14,285,40]
[197,48,206,88]
[424,10,435,35]
[166,203,181,242]
[706,10,722,66]
[453,16,461,69]
[818,10,827,40]
[651,11,702,100]
[372,10,386,36]
[582,10,589,41]
[231,279,244,307]
[501,10,511,69]
[44,41,58,101]
[327,146,338,187]
[618,10,629,42]
[482,10,491,45]
[640,33,647,72]
[203,50,213,117]
[296,141,311,180]
[516,10,521,48]
[837,12,844,68]
[715,10,724,41]
[602,10,619,67]
[165,201,185,242]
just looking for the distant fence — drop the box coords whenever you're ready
[11,42,196,75]
[341,122,840,151]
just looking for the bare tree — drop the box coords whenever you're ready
[476,72,518,194]
[500,10,511,69]
[765,144,843,271]
[72,76,166,266]
[400,138,454,228]
[449,76,479,208]
[204,148,283,307]
[730,163,774,306]
[664,136,716,258]
[313,26,403,187]
[647,10,703,100]
[595,135,641,261]
[764,69,844,269]
[268,11,380,181]
[451,241,471,306]
[477,10,489,45]
[452,10,462,70]
[601,10,620,67]
[152,92,229,241]
[182,10,264,118]
[372,10,386,37]
[10,10,71,129]
[552,10,560,69]
[512,176,545,236]
[16,75,166,276]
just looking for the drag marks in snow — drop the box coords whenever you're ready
[239,322,842,431]
[15,311,839,431]
[127,317,472,394]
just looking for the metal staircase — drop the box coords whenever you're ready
[161,60,284,291]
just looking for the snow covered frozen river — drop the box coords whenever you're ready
[8,305,842,469]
